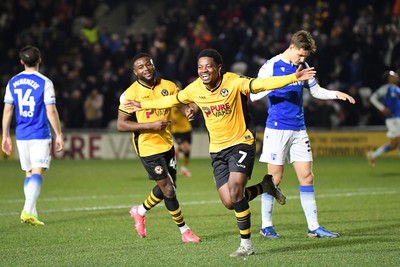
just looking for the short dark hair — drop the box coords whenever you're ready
[19,45,40,67]
[131,52,152,66]
[197,49,223,66]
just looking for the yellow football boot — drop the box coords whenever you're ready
[20,210,45,226]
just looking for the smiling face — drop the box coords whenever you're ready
[133,56,155,85]
[197,56,222,89]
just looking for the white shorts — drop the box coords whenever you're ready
[385,118,400,138]
[259,128,313,165]
[16,139,52,171]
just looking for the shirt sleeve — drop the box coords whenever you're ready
[249,74,298,94]
[118,89,134,115]
[309,83,338,100]
[141,93,182,109]
[44,78,56,105]
[3,83,13,104]
[369,84,388,112]
[249,62,272,102]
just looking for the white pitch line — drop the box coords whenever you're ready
[3,191,210,203]
[0,190,398,217]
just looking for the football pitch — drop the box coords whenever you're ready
[0,156,399,266]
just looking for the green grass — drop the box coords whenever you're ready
[1,156,399,266]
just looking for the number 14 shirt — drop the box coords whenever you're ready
[4,71,56,140]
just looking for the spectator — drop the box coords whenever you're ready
[1,0,399,129]
[84,88,104,128]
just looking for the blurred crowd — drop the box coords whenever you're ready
[1,0,400,130]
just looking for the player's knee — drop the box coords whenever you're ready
[221,199,233,209]
[163,190,176,198]
[218,189,234,209]
[299,173,314,185]
[160,184,176,198]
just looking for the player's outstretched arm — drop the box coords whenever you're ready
[140,94,182,110]
[123,100,143,113]
[117,111,171,132]
[250,66,316,94]
[335,91,356,104]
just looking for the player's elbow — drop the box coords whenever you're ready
[116,119,127,132]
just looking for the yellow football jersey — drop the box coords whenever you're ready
[141,72,298,153]
[170,107,192,134]
[118,78,179,157]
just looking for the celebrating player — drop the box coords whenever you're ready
[2,45,64,225]
[250,30,355,239]
[124,48,315,257]
[117,53,200,243]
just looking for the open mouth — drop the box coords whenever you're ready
[201,73,210,83]
[143,72,153,79]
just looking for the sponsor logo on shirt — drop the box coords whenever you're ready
[201,103,232,117]
[145,109,169,118]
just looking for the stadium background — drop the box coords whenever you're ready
[1,0,400,159]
